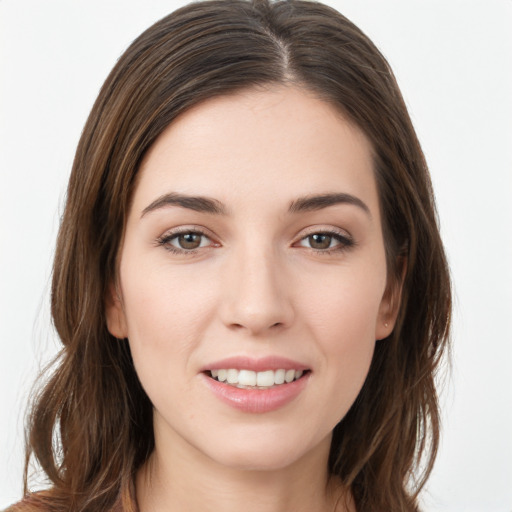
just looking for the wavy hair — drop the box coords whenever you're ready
[11,1,451,511]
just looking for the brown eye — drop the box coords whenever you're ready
[297,231,353,252]
[176,233,203,250]
[308,233,333,250]
[163,231,211,251]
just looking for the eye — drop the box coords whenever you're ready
[296,230,354,252]
[157,229,215,253]
[301,233,336,250]
[171,232,209,250]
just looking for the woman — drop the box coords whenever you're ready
[7,0,451,510]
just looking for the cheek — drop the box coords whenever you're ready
[322,299,377,393]
[123,257,211,325]
[301,265,385,410]
[303,262,385,343]
[118,259,218,376]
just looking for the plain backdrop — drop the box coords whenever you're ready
[1,1,511,510]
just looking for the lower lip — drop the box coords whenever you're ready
[201,372,310,413]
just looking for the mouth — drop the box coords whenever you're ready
[206,368,310,390]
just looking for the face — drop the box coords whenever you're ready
[107,86,398,472]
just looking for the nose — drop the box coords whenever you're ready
[219,245,295,336]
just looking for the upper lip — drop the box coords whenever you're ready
[200,356,310,373]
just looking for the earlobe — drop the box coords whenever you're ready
[375,298,398,341]
[105,282,128,339]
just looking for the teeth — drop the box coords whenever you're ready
[209,368,306,388]
[238,370,256,386]
[256,370,274,387]
[274,369,285,385]
[227,369,238,384]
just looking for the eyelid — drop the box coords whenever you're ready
[295,225,352,241]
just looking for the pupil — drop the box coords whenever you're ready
[179,233,201,249]
[310,234,331,249]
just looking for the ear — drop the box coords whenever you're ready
[375,257,407,341]
[105,281,128,339]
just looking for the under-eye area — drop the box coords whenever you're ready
[207,369,311,389]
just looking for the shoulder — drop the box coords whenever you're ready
[3,502,40,512]
[3,487,133,512]
[3,492,52,512]
[3,493,132,512]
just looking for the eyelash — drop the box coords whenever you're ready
[296,229,355,255]
[155,228,355,255]
[155,227,215,255]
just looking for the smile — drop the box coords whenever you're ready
[209,369,306,389]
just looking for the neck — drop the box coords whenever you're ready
[135,431,353,512]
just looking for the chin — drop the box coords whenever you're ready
[213,447,304,472]
[200,429,331,473]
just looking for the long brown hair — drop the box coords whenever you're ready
[13,1,451,510]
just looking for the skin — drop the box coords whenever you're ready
[107,85,400,512]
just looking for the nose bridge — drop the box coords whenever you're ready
[221,236,293,335]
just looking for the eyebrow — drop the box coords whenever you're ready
[141,191,371,218]
[141,192,228,217]
[288,193,371,217]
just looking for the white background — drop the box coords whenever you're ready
[1,1,511,510]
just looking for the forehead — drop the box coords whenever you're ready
[134,86,378,213]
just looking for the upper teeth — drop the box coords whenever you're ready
[210,369,304,387]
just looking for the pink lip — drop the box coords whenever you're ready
[200,355,309,372]
[201,372,310,413]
